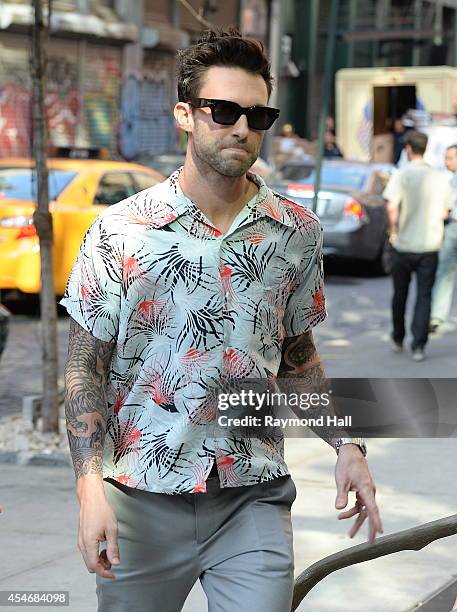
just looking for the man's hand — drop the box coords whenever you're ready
[77,478,120,580]
[334,444,383,544]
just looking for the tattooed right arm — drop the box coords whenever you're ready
[64,318,115,482]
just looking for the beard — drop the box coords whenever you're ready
[191,130,261,177]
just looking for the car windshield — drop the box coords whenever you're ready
[0,169,76,200]
[277,164,367,189]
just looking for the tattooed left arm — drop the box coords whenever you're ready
[277,330,344,450]
[277,330,384,543]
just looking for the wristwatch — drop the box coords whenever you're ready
[334,437,367,457]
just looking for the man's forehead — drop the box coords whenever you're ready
[198,66,269,105]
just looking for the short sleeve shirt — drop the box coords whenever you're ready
[383,160,454,252]
[60,169,327,494]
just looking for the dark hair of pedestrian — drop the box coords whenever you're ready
[404,130,428,155]
[446,144,457,152]
[176,27,273,102]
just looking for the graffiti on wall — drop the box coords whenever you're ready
[0,47,121,157]
[46,56,81,147]
[0,83,31,157]
[84,94,117,150]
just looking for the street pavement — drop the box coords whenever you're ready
[0,268,456,611]
[312,262,457,378]
[0,438,456,612]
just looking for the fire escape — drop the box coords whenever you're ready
[337,0,457,67]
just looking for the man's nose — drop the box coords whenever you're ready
[231,113,250,139]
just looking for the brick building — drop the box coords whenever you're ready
[0,0,242,159]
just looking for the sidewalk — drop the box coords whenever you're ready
[313,272,457,377]
[0,437,456,612]
[1,275,456,610]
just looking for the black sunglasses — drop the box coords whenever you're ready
[188,98,280,131]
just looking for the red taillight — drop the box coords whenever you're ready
[343,198,366,220]
[16,224,37,239]
[0,215,36,236]
[287,184,314,192]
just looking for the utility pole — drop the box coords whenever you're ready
[312,0,340,212]
[306,0,319,138]
[260,0,281,163]
[31,0,59,433]
[347,0,357,68]
[413,0,423,66]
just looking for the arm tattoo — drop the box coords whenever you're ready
[277,331,347,448]
[64,318,115,480]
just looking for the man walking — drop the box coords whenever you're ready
[383,131,453,361]
[429,144,457,333]
[62,28,382,612]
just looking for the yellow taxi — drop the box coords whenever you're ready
[0,154,164,295]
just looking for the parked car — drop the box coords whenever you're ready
[269,160,395,272]
[0,157,164,295]
[0,301,10,360]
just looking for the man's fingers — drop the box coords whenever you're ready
[99,549,113,570]
[356,485,384,542]
[335,483,349,509]
[367,512,384,544]
[105,527,120,565]
[349,509,368,538]
[91,559,116,580]
[356,486,380,520]
[367,508,384,543]
[337,504,360,520]
[84,538,102,572]
[79,544,116,579]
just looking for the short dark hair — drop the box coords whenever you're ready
[446,144,457,152]
[404,130,428,155]
[177,27,273,102]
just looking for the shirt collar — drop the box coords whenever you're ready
[150,166,299,230]
[409,158,429,166]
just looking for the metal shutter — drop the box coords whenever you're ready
[0,33,32,157]
[81,43,122,153]
[119,51,175,159]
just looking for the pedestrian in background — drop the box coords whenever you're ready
[392,117,406,165]
[323,127,343,158]
[429,144,457,333]
[383,130,453,361]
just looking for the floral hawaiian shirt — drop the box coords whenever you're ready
[60,169,327,494]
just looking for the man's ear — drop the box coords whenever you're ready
[174,102,193,134]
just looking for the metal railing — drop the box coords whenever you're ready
[291,514,457,611]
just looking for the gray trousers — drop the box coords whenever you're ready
[96,474,296,612]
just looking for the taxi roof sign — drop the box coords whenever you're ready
[49,146,110,160]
